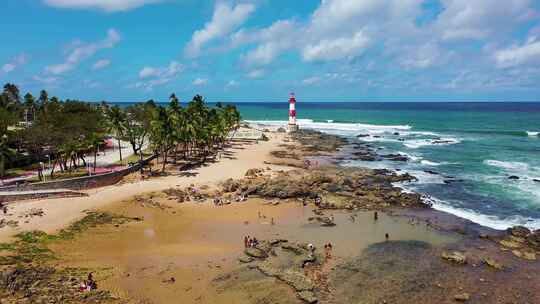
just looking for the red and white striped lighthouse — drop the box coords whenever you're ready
[288,93,299,132]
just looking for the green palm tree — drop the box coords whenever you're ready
[107,106,127,164]
[87,133,104,173]
[0,135,16,184]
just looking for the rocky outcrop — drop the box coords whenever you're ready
[441,251,467,264]
[454,293,470,302]
[220,168,427,211]
[244,247,268,259]
[497,226,539,260]
[298,291,318,303]
[508,226,531,238]
[482,257,503,270]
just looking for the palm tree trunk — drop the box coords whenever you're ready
[118,139,123,162]
[162,148,168,172]
[0,156,5,184]
[51,159,58,179]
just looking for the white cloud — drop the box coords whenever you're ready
[1,54,28,74]
[138,61,183,79]
[185,2,255,57]
[226,80,239,87]
[436,0,534,41]
[240,20,299,66]
[83,79,101,88]
[246,69,264,79]
[234,0,423,66]
[192,78,208,86]
[302,31,370,62]
[139,67,159,78]
[302,76,321,85]
[400,43,446,69]
[133,61,184,90]
[33,75,60,84]
[494,36,540,68]
[46,29,120,75]
[43,0,162,12]
[92,59,111,70]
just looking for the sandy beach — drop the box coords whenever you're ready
[1,129,539,304]
[0,133,287,243]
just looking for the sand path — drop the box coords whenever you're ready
[0,134,287,243]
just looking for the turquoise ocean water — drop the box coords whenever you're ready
[234,102,540,230]
[116,101,540,230]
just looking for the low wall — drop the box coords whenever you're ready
[0,191,88,203]
[0,155,157,193]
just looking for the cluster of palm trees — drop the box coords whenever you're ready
[0,82,242,182]
[108,94,241,173]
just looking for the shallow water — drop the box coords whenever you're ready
[236,102,540,230]
[50,198,456,303]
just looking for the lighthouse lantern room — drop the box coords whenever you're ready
[288,93,299,133]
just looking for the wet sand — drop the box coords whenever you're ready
[48,197,456,303]
[0,134,288,243]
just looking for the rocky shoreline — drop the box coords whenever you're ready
[209,128,540,303]
[0,129,539,303]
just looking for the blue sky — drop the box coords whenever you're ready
[1,0,540,102]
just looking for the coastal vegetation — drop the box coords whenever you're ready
[0,83,240,183]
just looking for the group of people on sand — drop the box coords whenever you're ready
[79,273,97,292]
[213,193,248,206]
[244,235,260,248]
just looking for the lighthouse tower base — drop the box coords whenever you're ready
[287,123,299,133]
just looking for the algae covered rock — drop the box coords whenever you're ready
[298,290,318,303]
[238,256,255,263]
[279,269,315,292]
[245,247,268,259]
[482,257,503,270]
[441,251,467,265]
[454,293,470,302]
[508,226,531,238]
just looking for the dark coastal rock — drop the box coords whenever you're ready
[221,178,240,192]
[533,179,540,183]
[357,134,370,138]
[527,230,540,249]
[508,175,520,180]
[424,170,439,175]
[508,225,531,238]
[382,154,409,162]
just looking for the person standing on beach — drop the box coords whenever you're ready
[244,236,248,248]
[374,211,378,221]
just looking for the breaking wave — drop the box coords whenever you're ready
[426,196,540,230]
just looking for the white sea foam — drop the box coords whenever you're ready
[403,137,461,149]
[484,160,529,172]
[421,160,441,166]
[246,119,411,137]
[527,131,539,137]
[426,196,540,230]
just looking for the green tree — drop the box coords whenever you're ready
[87,133,104,173]
[106,105,127,163]
[0,135,16,184]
